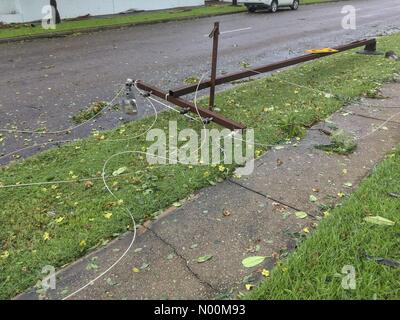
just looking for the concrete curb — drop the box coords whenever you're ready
[0,10,246,45]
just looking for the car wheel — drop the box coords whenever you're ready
[270,1,278,13]
[291,0,299,10]
[248,6,256,13]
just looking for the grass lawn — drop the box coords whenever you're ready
[248,147,400,300]
[0,0,346,41]
[0,5,246,40]
[1,32,400,299]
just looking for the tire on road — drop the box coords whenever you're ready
[291,0,299,10]
[270,1,278,13]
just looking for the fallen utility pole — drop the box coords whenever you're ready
[135,81,246,130]
[133,21,377,131]
[169,38,377,98]
[209,22,220,110]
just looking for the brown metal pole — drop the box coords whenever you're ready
[169,38,377,97]
[209,22,220,111]
[135,81,246,131]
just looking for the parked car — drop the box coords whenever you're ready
[241,0,299,13]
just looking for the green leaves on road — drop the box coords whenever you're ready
[242,256,266,268]
[197,255,213,263]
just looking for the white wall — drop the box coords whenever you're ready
[57,0,115,19]
[0,0,20,23]
[18,0,49,23]
[0,0,205,23]
[0,0,17,14]
[114,0,205,12]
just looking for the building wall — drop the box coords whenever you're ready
[0,0,17,14]
[18,0,49,23]
[0,0,205,23]
[0,0,22,23]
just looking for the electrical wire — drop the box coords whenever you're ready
[0,85,125,135]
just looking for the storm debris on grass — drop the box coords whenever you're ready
[315,129,357,155]
[364,88,388,99]
[385,51,399,61]
[72,101,108,124]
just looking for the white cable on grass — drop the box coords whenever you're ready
[243,66,336,98]
[62,148,212,300]
[62,151,138,300]
[63,74,210,299]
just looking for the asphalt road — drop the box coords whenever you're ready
[1,0,400,163]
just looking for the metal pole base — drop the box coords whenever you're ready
[356,41,382,55]
[356,50,383,55]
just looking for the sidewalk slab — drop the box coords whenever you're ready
[17,229,214,300]
[231,95,400,216]
[148,180,310,295]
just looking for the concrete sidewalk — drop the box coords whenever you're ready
[17,83,400,300]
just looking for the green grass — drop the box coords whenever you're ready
[0,5,247,40]
[248,148,400,300]
[1,32,400,299]
[0,0,347,41]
